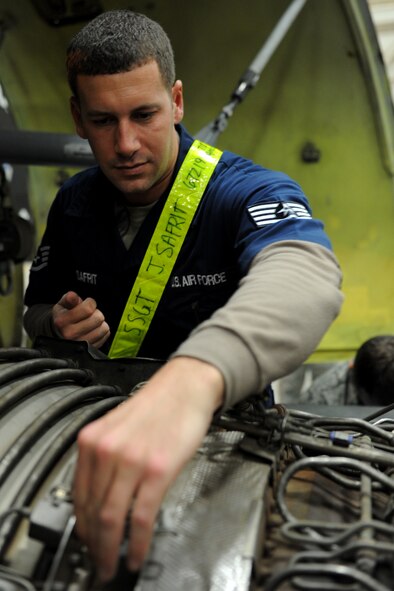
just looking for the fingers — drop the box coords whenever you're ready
[58,291,83,310]
[74,412,153,582]
[77,450,170,581]
[83,320,111,348]
[55,294,98,327]
[73,399,174,582]
[53,292,110,345]
[74,420,134,580]
[72,359,224,583]
[126,468,169,572]
[92,455,155,580]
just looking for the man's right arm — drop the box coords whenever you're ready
[23,303,57,339]
[24,291,110,348]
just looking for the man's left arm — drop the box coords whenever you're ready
[172,239,344,409]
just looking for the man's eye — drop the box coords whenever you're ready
[135,111,154,121]
[91,118,112,126]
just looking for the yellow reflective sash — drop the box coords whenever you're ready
[108,140,223,359]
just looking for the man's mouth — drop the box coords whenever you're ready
[114,162,148,174]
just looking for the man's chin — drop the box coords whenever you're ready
[104,166,166,203]
[108,175,151,197]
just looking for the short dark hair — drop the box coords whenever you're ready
[66,9,176,97]
[353,335,394,405]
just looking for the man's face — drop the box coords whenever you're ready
[71,61,184,204]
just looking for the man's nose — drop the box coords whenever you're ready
[115,122,140,157]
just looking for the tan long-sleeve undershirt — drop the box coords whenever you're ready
[171,240,343,409]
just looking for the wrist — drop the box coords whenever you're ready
[150,356,225,415]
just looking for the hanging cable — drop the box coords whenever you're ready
[196,0,308,144]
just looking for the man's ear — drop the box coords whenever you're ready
[70,96,87,139]
[172,80,184,124]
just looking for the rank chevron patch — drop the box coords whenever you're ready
[247,201,311,226]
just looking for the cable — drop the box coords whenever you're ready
[0,357,71,386]
[289,540,394,568]
[0,347,43,361]
[283,431,394,467]
[0,567,36,591]
[302,416,394,445]
[276,456,394,524]
[363,403,394,422]
[196,0,308,144]
[0,367,92,414]
[43,514,76,591]
[372,418,394,429]
[263,563,391,591]
[0,506,30,530]
[0,384,120,487]
[0,395,125,558]
[291,445,369,490]
[282,519,394,547]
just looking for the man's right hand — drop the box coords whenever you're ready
[52,291,110,348]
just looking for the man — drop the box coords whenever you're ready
[23,9,343,583]
[299,335,394,405]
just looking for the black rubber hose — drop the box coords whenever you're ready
[0,358,71,386]
[0,384,121,487]
[0,348,44,361]
[0,368,92,414]
[0,394,125,557]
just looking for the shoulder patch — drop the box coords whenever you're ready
[247,202,311,226]
[31,245,50,271]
